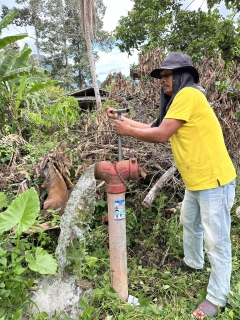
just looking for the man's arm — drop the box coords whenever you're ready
[106,106,151,129]
[114,118,185,143]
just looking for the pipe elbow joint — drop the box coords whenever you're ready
[94,158,138,194]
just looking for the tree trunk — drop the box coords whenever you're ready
[33,20,41,67]
[79,0,102,110]
[85,29,102,110]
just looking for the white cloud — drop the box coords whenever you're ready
[102,0,134,32]
[96,48,139,81]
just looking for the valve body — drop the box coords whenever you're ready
[94,158,138,193]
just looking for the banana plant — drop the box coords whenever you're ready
[0,9,28,49]
[0,9,58,133]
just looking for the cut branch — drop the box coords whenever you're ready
[142,165,177,208]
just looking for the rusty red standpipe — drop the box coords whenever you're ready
[94,109,139,301]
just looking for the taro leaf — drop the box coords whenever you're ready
[0,192,7,210]
[0,187,40,235]
[25,247,58,275]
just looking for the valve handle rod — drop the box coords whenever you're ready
[117,113,122,161]
[111,108,129,162]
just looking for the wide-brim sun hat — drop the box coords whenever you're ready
[150,52,199,83]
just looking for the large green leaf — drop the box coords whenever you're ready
[26,80,59,94]
[33,67,51,76]
[0,34,28,50]
[12,43,32,70]
[0,9,18,32]
[1,66,32,81]
[0,51,4,64]
[0,187,40,235]
[0,193,7,210]
[25,247,58,275]
[0,48,17,79]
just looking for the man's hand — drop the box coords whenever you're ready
[114,119,131,136]
[106,106,118,120]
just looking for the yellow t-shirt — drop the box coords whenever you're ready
[165,87,236,190]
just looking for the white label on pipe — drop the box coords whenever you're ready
[114,199,125,220]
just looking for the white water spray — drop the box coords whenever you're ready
[29,166,96,319]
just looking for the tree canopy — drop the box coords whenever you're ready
[207,0,240,11]
[114,0,239,63]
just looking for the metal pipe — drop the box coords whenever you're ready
[117,113,122,161]
[111,108,129,161]
[111,108,130,114]
[94,159,138,301]
[94,159,138,194]
[107,192,128,301]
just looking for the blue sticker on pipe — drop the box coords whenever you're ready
[114,200,125,220]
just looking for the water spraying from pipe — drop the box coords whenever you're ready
[28,165,96,319]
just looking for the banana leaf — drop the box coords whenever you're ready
[14,74,27,116]
[0,9,18,32]
[12,43,32,70]
[0,34,28,50]
[26,80,59,94]
[0,48,18,79]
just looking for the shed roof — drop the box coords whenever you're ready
[51,87,110,103]
[68,87,109,100]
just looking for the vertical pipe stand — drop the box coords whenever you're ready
[108,192,128,301]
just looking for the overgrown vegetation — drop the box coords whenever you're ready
[77,179,240,319]
[114,0,240,62]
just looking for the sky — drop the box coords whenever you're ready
[96,0,137,81]
[0,0,233,82]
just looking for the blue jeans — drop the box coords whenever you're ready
[180,179,236,307]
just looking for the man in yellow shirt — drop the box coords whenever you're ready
[106,52,236,319]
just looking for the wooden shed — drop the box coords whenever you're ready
[68,87,109,111]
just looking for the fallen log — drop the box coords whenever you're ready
[142,165,177,208]
[236,206,240,217]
